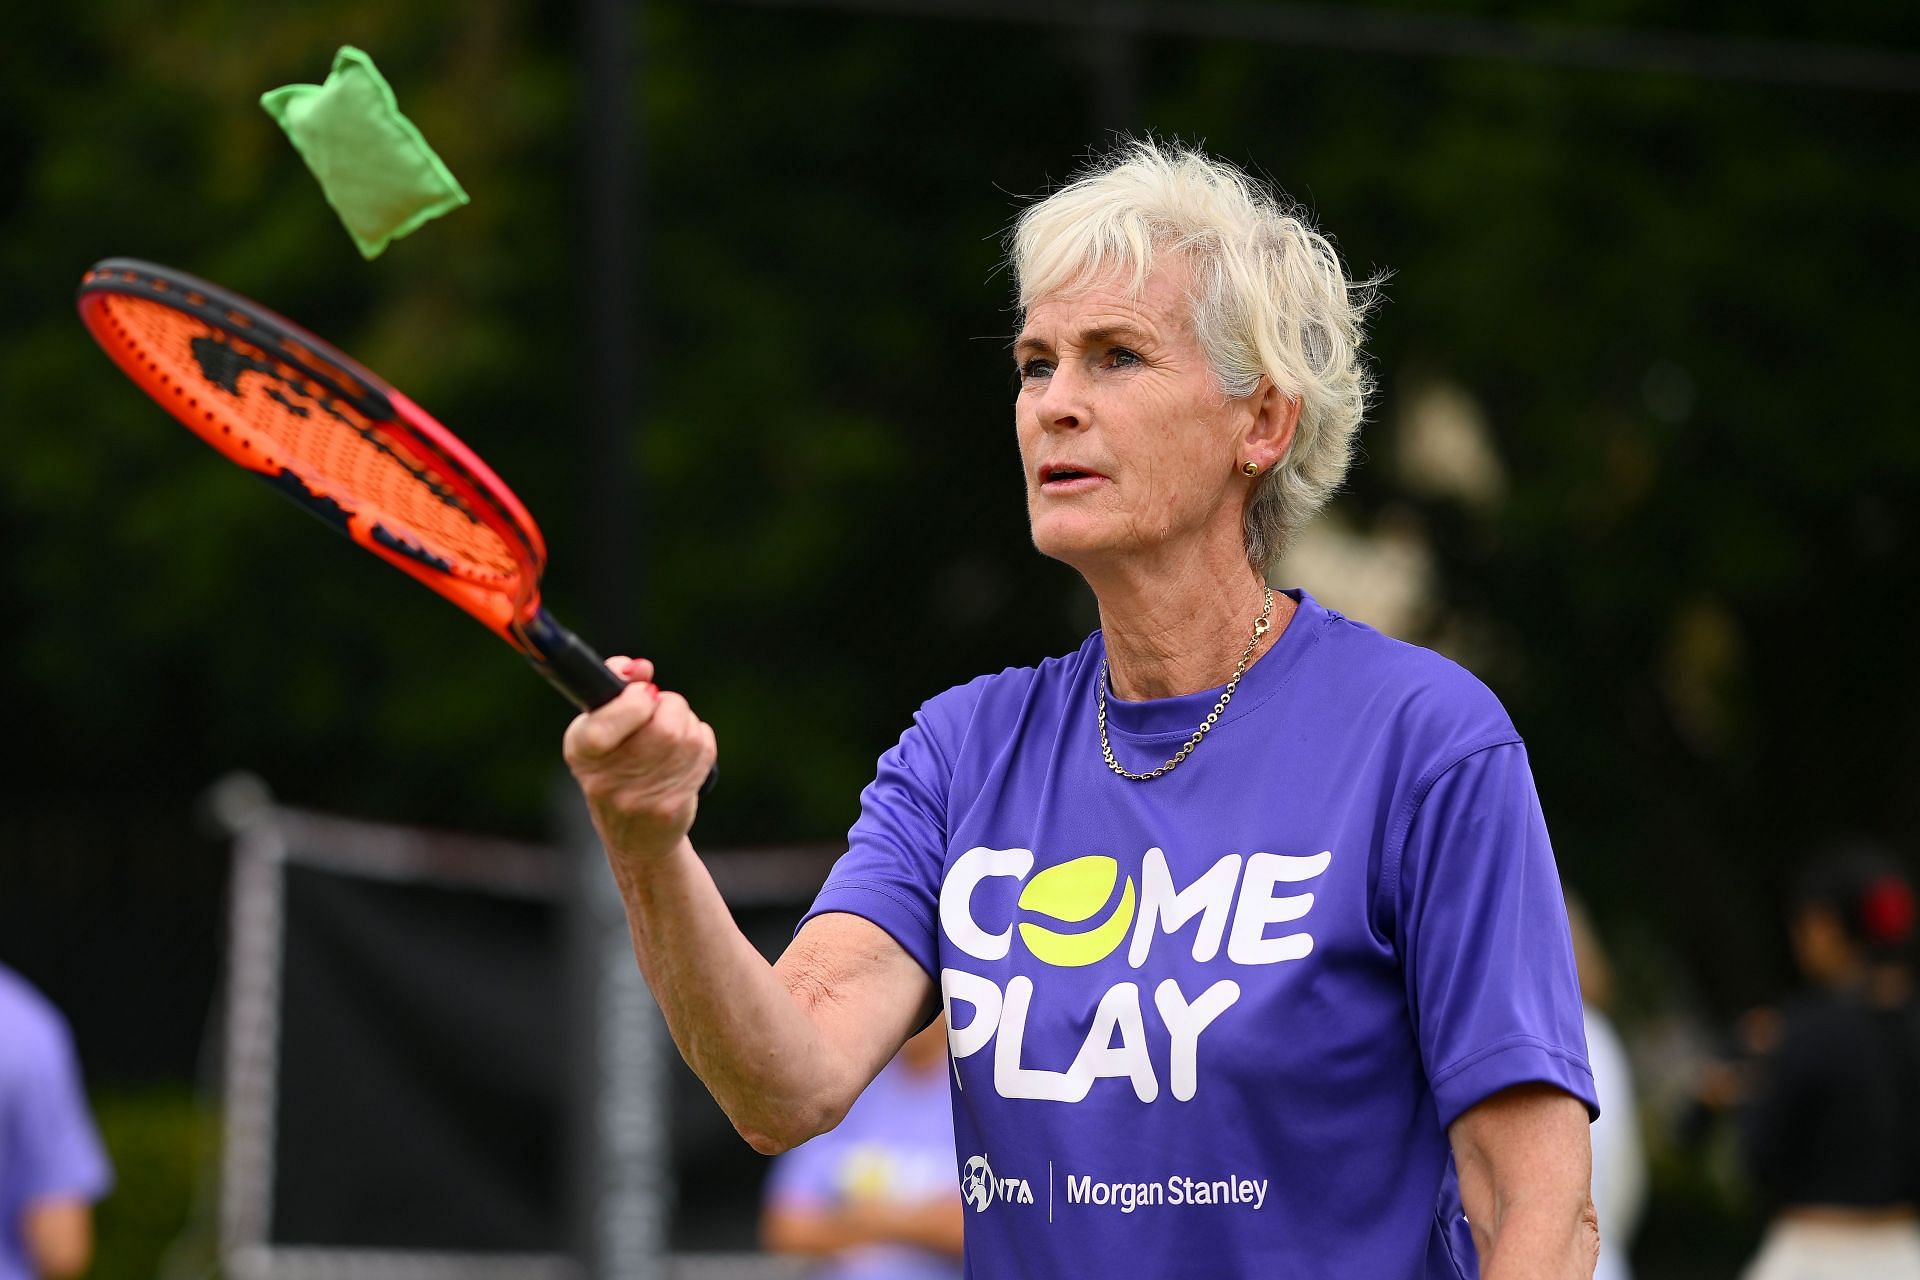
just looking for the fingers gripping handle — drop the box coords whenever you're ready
[525,610,718,796]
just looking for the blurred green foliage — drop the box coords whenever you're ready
[5,0,1917,1035]
[90,1087,220,1280]
[7,0,1912,986]
[2,3,1917,1273]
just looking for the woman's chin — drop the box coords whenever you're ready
[1029,517,1125,568]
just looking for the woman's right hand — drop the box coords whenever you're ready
[562,655,718,864]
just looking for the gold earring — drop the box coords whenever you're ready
[1242,461,1260,477]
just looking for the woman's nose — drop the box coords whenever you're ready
[1032,366,1088,433]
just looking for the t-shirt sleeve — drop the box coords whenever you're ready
[9,1014,114,1204]
[1393,741,1597,1130]
[800,690,969,980]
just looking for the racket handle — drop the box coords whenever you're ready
[524,610,718,796]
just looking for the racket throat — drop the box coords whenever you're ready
[517,609,629,711]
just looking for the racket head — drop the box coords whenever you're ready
[76,258,551,651]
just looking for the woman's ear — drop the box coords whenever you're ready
[1244,379,1302,472]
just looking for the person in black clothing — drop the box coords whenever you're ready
[1740,843,1920,1280]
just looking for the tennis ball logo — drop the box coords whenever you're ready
[1016,855,1137,967]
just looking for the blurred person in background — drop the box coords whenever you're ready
[1566,894,1647,1280]
[1737,843,1920,1280]
[0,962,112,1280]
[760,1017,961,1280]
[565,139,1598,1278]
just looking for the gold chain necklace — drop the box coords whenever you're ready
[1097,586,1274,782]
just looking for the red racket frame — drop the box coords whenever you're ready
[76,257,631,714]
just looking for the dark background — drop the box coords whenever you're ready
[3,1,1917,1275]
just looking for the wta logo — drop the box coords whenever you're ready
[961,1154,1035,1212]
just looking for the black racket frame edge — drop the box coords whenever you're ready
[82,258,399,427]
[82,259,715,797]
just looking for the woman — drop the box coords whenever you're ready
[1739,846,1920,1280]
[564,140,1598,1278]
[0,961,112,1280]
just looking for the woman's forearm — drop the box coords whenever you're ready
[566,674,928,1154]
[610,836,859,1152]
[1473,1195,1600,1280]
[763,1198,965,1258]
[1452,1087,1599,1280]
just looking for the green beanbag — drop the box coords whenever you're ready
[261,46,469,260]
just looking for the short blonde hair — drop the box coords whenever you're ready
[1008,140,1380,568]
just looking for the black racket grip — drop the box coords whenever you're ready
[525,610,718,797]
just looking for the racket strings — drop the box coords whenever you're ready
[102,296,525,587]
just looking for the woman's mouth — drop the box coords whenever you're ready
[1040,464,1107,491]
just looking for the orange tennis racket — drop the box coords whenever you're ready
[78,258,713,791]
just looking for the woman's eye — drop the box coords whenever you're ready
[1018,358,1054,380]
[1108,347,1142,368]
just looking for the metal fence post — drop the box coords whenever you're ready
[563,782,672,1280]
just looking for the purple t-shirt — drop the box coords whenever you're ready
[803,590,1595,1279]
[765,1055,962,1280]
[0,964,113,1280]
